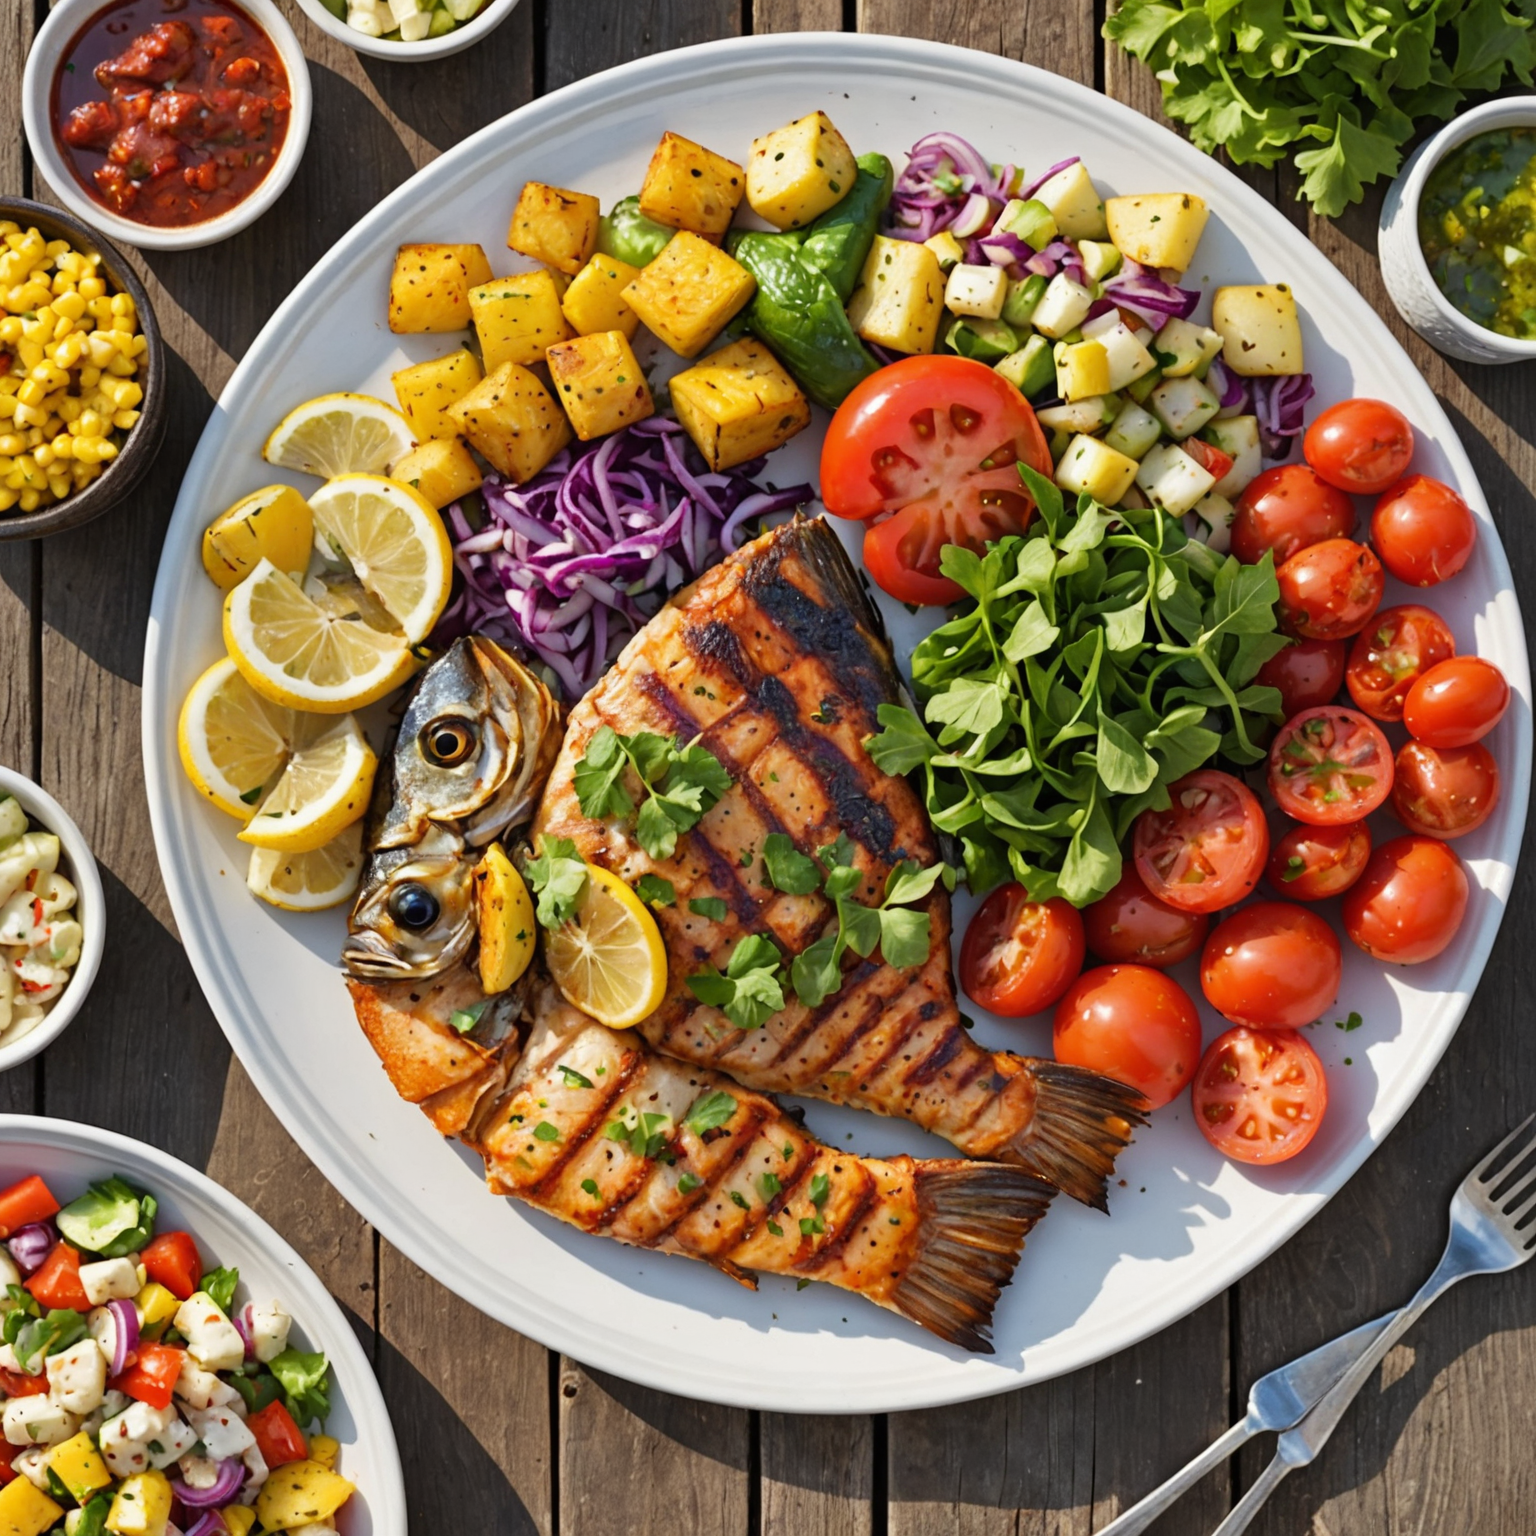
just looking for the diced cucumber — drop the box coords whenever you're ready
[995,198,1059,250]
[1153,316,1223,379]
[1030,273,1095,338]
[0,797,26,850]
[1037,396,1119,434]
[427,5,457,32]
[1136,443,1216,516]
[1048,427,1074,463]
[1078,240,1123,282]
[944,263,1008,320]
[443,0,483,16]
[995,334,1055,399]
[924,231,965,272]
[1148,376,1220,439]
[1190,492,1236,554]
[1125,367,1162,405]
[1078,315,1155,392]
[1203,414,1262,499]
[1104,402,1162,460]
[1001,273,1047,328]
[947,316,1018,363]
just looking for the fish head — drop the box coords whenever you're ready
[342,824,479,981]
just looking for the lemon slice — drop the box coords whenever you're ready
[474,843,536,994]
[177,657,321,820]
[224,558,418,713]
[308,474,452,645]
[263,393,414,480]
[237,715,377,854]
[544,863,667,1028]
[247,822,366,911]
[202,484,315,591]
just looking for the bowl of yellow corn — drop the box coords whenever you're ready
[0,197,164,541]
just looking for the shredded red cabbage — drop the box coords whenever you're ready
[1206,356,1247,413]
[1023,239,1089,286]
[434,419,812,700]
[886,132,1018,243]
[1102,259,1200,331]
[977,230,1034,268]
[1251,374,1316,459]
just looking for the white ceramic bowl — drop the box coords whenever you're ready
[0,767,105,1073]
[1379,96,1536,364]
[0,1114,405,1535]
[291,0,522,62]
[22,0,313,253]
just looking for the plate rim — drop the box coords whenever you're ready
[141,30,1531,1413]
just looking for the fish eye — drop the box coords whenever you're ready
[388,883,440,931]
[421,716,478,767]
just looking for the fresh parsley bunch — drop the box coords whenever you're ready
[867,466,1285,908]
[1104,0,1536,216]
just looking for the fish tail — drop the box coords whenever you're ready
[888,1162,1054,1354]
[1000,1063,1147,1213]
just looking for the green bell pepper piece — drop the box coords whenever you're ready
[796,153,894,304]
[597,197,674,269]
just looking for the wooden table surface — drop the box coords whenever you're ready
[4,2,1535,1532]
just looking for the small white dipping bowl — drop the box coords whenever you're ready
[0,767,105,1072]
[291,0,522,62]
[22,0,313,253]
[1380,96,1536,365]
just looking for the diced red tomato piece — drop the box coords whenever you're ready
[0,1443,20,1484]
[0,1175,60,1239]
[141,1230,202,1300]
[248,1400,309,1469]
[0,1369,48,1399]
[24,1242,91,1312]
[111,1342,185,1410]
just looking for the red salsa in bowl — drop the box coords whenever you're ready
[52,0,291,228]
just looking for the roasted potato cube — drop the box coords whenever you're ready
[547,331,654,440]
[388,243,493,333]
[469,271,574,371]
[254,1460,355,1533]
[846,236,944,354]
[392,349,483,442]
[746,111,857,230]
[507,181,601,275]
[622,232,756,357]
[561,254,641,338]
[392,437,483,508]
[1212,284,1305,376]
[447,362,572,483]
[1104,192,1209,273]
[669,338,811,471]
[639,132,745,238]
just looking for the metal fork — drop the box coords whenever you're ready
[1209,1115,1536,1536]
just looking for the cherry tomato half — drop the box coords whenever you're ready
[820,356,1051,606]
[1132,770,1269,915]
[1255,638,1347,718]
[1276,539,1385,641]
[1200,901,1342,1030]
[959,886,1086,1018]
[1304,398,1415,495]
[1082,862,1209,968]
[1371,475,1477,588]
[1266,820,1372,901]
[1343,834,1468,963]
[1231,465,1355,567]
[1192,1027,1328,1165]
[1391,740,1500,840]
[1403,656,1510,747]
[1052,964,1202,1111]
[1344,604,1456,722]
[1268,707,1394,825]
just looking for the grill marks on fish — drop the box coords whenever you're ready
[467,991,1052,1351]
[534,518,1145,1208]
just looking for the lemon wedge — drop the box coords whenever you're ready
[202,484,315,591]
[262,393,414,480]
[237,715,377,854]
[177,657,321,820]
[224,558,418,713]
[308,474,452,645]
[473,843,536,994]
[544,863,667,1028]
[247,822,367,911]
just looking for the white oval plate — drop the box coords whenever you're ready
[0,1116,404,1530]
[142,34,1529,1414]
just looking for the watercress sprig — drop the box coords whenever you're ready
[573,726,731,861]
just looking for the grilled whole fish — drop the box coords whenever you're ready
[532,516,1145,1208]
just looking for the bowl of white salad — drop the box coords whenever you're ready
[0,767,105,1072]
[291,0,521,59]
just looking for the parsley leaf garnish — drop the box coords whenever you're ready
[761,832,820,895]
[684,1090,737,1135]
[1335,1011,1364,1032]
[533,1122,560,1142]
[449,1001,488,1035]
[677,1172,703,1195]
[688,896,729,922]
[573,726,730,861]
[686,934,786,1030]
[523,837,589,928]
[635,873,676,907]
[606,1109,672,1160]
[557,1064,594,1089]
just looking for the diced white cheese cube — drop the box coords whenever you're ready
[146,1414,200,1470]
[177,1452,225,1491]
[399,10,432,38]
[2,1394,80,1447]
[81,1388,129,1440]
[1029,273,1095,339]
[239,1442,270,1504]
[88,1305,118,1365]
[175,1292,246,1373]
[247,1301,292,1365]
[175,1356,241,1412]
[47,1337,107,1415]
[79,1256,141,1307]
[1136,443,1216,517]
[0,1343,36,1378]
[188,1402,256,1461]
[943,264,1008,320]
[99,1400,173,1478]
[11,1446,51,1491]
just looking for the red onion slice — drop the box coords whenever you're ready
[7,1223,55,1276]
[183,1515,228,1536]
[234,1306,255,1361]
[105,1297,139,1377]
[172,1459,246,1508]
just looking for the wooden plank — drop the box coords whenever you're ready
[0,3,30,202]
[755,0,844,28]
[860,0,1094,80]
[761,1413,873,1536]
[545,1,743,92]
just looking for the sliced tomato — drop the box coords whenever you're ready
[1268,707,1393,825]
[959,887,1085,1018]
[1344,605,1455,722]
[141,1231,202,1301]
[1266,820,1371,900]
[1192,1027,1328,1165]
[1391,741,1500,840]
[24,1242,90,1312]
[1403,656,1510,747]
[111,1342,185,1411]
[1081,862,1209,968]
[1276,538,1385,641]
[821,356,1051,605]
[1343,835,1468,963]
[1255,638,1347,719]
[248,1400,309,1469]
[1132,770,1269,915]
[1231,464,1354,567]
[0,1176,60,1240]
[1200,901,1342,1029]
[1184,437,1234,483]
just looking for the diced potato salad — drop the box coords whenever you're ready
[0,797,82,1048]
[0,1169,351,1536]
[331,0,485,44]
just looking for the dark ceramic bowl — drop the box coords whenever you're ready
[0,197,166,542]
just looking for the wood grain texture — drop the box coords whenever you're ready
[762,1413,874,1536]
[860,0,1094,81]
[545,0,743,92]
[754,0,844,29]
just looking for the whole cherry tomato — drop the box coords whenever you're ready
[1192,1027,1328,1165]
[1391,741,1500,840]
[1266,820,1372,900]
[1276,539,1384,641]
[960,886,1085,1018]
[1255,638,1347,718]
[1343,835,1469,963]
[1082,862,1209,968]
[1371,475,1477,588]
[1304,398,1415,494]
[1403,656,1510,747]
[1344,604,1456,722]
[1268,707,1394,825]
[1231,464,1355,566]
[1132,770,1269,914]
[1200,901,1342,1030]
